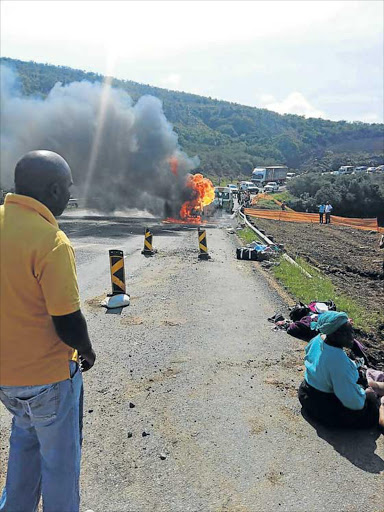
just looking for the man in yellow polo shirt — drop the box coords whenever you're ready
[0,150,96,512]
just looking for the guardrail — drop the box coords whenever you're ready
[237,208,313,279]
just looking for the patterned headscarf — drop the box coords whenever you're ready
[316,311,349,335]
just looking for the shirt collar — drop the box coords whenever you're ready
[4,193,59,228]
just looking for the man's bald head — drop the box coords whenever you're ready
[15,150,73,216]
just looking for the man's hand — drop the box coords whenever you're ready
[79,348,96,372]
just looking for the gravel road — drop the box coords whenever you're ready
[1,213,383,512]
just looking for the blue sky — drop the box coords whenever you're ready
[1,0,383,122]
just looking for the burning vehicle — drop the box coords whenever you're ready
[165,172,215,224]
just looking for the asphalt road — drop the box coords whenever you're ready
[1,211,383,512]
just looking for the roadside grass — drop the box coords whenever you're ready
[237,225,377,332]
[272,256,377,333]
[237,227,263,245]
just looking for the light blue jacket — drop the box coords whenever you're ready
[304,334,366,410]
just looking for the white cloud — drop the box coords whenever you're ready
[159,74,182,90]
[359,112,382,124]
[1,1,382,123]
[261,92,325,119]
[259,94,275,104]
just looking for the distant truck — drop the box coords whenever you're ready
[251,166,288,186]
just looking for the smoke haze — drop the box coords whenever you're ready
[0,65,198,214]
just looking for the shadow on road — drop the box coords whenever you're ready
[301,409,384,473]
[105,307,123,315]
[59,216,218,239]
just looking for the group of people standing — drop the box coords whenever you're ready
[318,202,333,224]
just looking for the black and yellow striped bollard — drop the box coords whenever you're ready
[142,227,155,256]
[198,227,210,260]
[109,249,126,295]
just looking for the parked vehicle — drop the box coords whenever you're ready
[213,187,234,213]
[251,166,288,186]
[338,166,354,174]
[354,166,368,173]
[375,165,384,172]
[67,198,79,208]
[239,181,259,194]
[366,167,377,173]
[264,182,279,193]
[227,184,239,196]
[286,172,296,180]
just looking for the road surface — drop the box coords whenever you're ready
[1,211,383,512]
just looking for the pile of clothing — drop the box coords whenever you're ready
[236,240,279,261]
[268,300,336,341]
[268,299,382,387]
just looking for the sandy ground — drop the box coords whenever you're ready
[1,215,383,512]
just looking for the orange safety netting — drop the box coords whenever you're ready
[244,208,384,233]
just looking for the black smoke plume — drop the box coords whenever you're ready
[0,65,198,215]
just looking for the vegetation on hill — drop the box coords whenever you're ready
[1,57,383,177]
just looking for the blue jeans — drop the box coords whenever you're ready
[0,362,83,512]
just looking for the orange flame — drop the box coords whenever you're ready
[164,172,215,224]
[180,173,214,222]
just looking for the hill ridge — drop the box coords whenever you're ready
[1,56,383,176]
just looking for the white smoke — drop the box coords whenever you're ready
[0,65,198,214]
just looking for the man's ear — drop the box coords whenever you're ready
[49,182,60,200]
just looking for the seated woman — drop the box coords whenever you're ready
[298,311,384,430]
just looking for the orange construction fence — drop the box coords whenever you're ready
[244,208,384,233]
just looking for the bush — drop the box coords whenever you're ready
[287,173,384,217]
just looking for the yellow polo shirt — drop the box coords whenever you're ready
[0,194,80,386]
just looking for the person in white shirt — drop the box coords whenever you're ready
[325,201,333,224]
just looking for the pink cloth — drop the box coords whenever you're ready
[366,368,384,405]
[366,368,384,382]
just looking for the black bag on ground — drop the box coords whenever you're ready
[236,247,258,260]
[325,300,337,311]
[289,302,310,321]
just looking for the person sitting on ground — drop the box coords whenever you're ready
[298,311,384,430]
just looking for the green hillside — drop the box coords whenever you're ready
[1,57,383,177]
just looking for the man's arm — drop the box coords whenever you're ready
[52,309,96,371]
